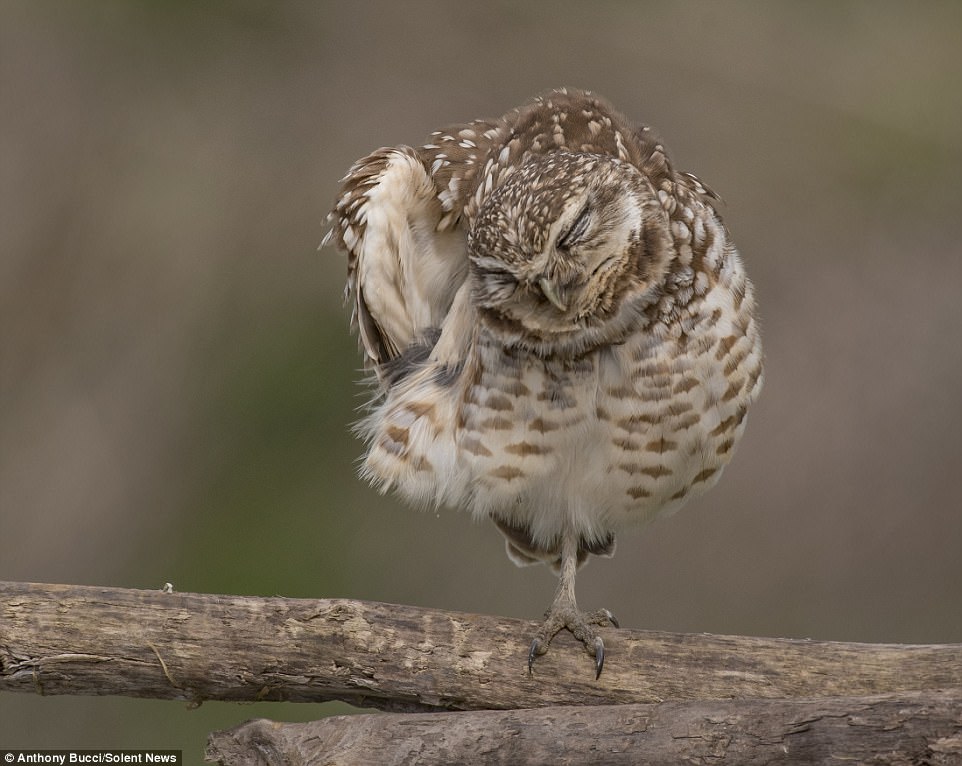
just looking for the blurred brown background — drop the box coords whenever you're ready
[2,0,960,757]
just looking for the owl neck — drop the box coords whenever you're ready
[475,292,660,361]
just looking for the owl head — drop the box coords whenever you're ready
[468,151,673,349]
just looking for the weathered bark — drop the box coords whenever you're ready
[206,689,962,766]
[2,581,960,712]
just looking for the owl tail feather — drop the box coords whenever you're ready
[491,514,616,574]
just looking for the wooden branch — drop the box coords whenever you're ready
[206,689,962,766]
[2,581,961,712]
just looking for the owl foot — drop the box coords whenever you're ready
[527,605,619,679]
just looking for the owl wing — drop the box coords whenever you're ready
[325,119,507,386]
[324,145,469,384]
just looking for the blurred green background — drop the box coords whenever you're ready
[2,0,960,760]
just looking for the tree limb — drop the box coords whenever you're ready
[2,581,960,712]
[206,689,962,766]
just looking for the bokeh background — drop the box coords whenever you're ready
[2,0,960,758]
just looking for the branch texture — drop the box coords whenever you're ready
[206,689,962,766]
[2,581,960,712]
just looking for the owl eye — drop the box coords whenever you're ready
[557,204,591,251]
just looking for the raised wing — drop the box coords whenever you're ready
[324,146,468,384]
[325,112,510,388]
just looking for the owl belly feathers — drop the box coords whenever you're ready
[359,246,760,563]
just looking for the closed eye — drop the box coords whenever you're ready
[557,204,591,251]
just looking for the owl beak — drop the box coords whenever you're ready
[538,277,568,312]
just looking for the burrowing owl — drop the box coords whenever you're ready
[325,88,762,676]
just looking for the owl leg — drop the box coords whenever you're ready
[527,531,619,679]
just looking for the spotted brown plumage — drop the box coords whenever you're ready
[324,88,763,677]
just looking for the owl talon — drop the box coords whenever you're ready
[527,637,546,674]
[593,636,606,679]
[587,608,619,629]
[527,602,617,677]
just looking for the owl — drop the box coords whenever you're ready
[324,88,762,677]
